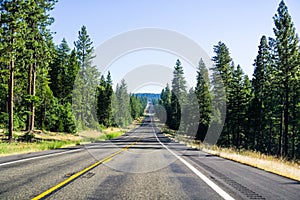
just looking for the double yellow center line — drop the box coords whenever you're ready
[32,139,140,200]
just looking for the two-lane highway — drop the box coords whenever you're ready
[0,116,299,199]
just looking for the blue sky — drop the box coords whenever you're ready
[50,0,300,93]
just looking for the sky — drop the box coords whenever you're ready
[50,0,300,93]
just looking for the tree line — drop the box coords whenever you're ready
[0,0,146,141]
[157,1,300,159]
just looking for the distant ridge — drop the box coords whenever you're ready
[134,93,160,101]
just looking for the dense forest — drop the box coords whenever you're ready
[0,0,146,141]
[157,1,300,159]
[0,1,299,160]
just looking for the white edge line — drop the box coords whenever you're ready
[0,127,140,167]
[0,148,82,167]
[151,122,235,200]
[0,130,140,167]
[0,144,104,167]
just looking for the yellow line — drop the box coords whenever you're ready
[32,139,140,200]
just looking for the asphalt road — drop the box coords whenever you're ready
[0,116,299,200]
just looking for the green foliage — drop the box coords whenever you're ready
[73,25,100,130]
[169,59,187,130]
[157,0,300,160]
[0,0,299,161]
[211,42,232,146]
[159,84,172,124]
[272,0,300,157]
[96,73,113,127]
[195,59,212,140]
[114,79,132,127]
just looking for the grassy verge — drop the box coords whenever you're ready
[191,142,300,182]
[0,117,144,157]
[98,131,124,141]
[0,130,81,156]
[156,120,300,182]
[0,140,76,156]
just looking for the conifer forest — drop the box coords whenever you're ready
[1,0,300,161]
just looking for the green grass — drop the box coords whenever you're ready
[0,140,76,156]
[98,131,124,141]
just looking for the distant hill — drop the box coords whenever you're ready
[134,93,160,101]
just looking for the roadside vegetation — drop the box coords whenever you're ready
[156,120,300,182]
[0,0,147,159]
[0,117,144,156]
[0,0,299,181]
[155,0,300,162]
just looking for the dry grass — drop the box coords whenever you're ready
[155,120,300,182]
[201,145,300,182]
[0,130,79,157]
[34,131,81,141]
[103,127,122,134]
[78,130,103,140]
[184,139,300,182]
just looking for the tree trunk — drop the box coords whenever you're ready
[26,63,33,131]
[284,81,289,157]
[279,101,284,157]
[8,50,14,142]
[30,56,37,131]
[291,91,296,158]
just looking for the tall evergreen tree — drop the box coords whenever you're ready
[50,38,70,101]
[273,0,299,157]
[114,79,131,127]
[96,72,113,127]
[170,59,187,130]
[264,37,281,155]
[230,65,251,148]
[241,75,253,149]
[73,25,100,129]
[195,58,212,141]
[24,0,57,132]
[97,75,108,126]
[65,49,80,103]
[130,95,143,120]
[159,84,172,125]
[184,88,200,138]
[105,71,113,126]
[0,0,27,140]
[251,35,271,150]
[211,42,233,146]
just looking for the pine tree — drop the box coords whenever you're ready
[65,49,80,104]
[170,59,187,131]
[50,38,70,101]
[96,75,108,126]
[130,95,143,120]
[195,58,212,141]
[184,88,200,138]
[273,0,299,157]
[241,75,252,149]
[264,37,281,155]
[114,79,131,127]
[159,84,171,124]
[96,72,114,127]
[0,0,27,140]
[24,0,57,132]
[211,42,233,146]
[251,35,271,150]
[104,71,113,126]
[230,65,251,148]
[74,25,100,129]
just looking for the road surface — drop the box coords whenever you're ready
[0,116,299,199]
